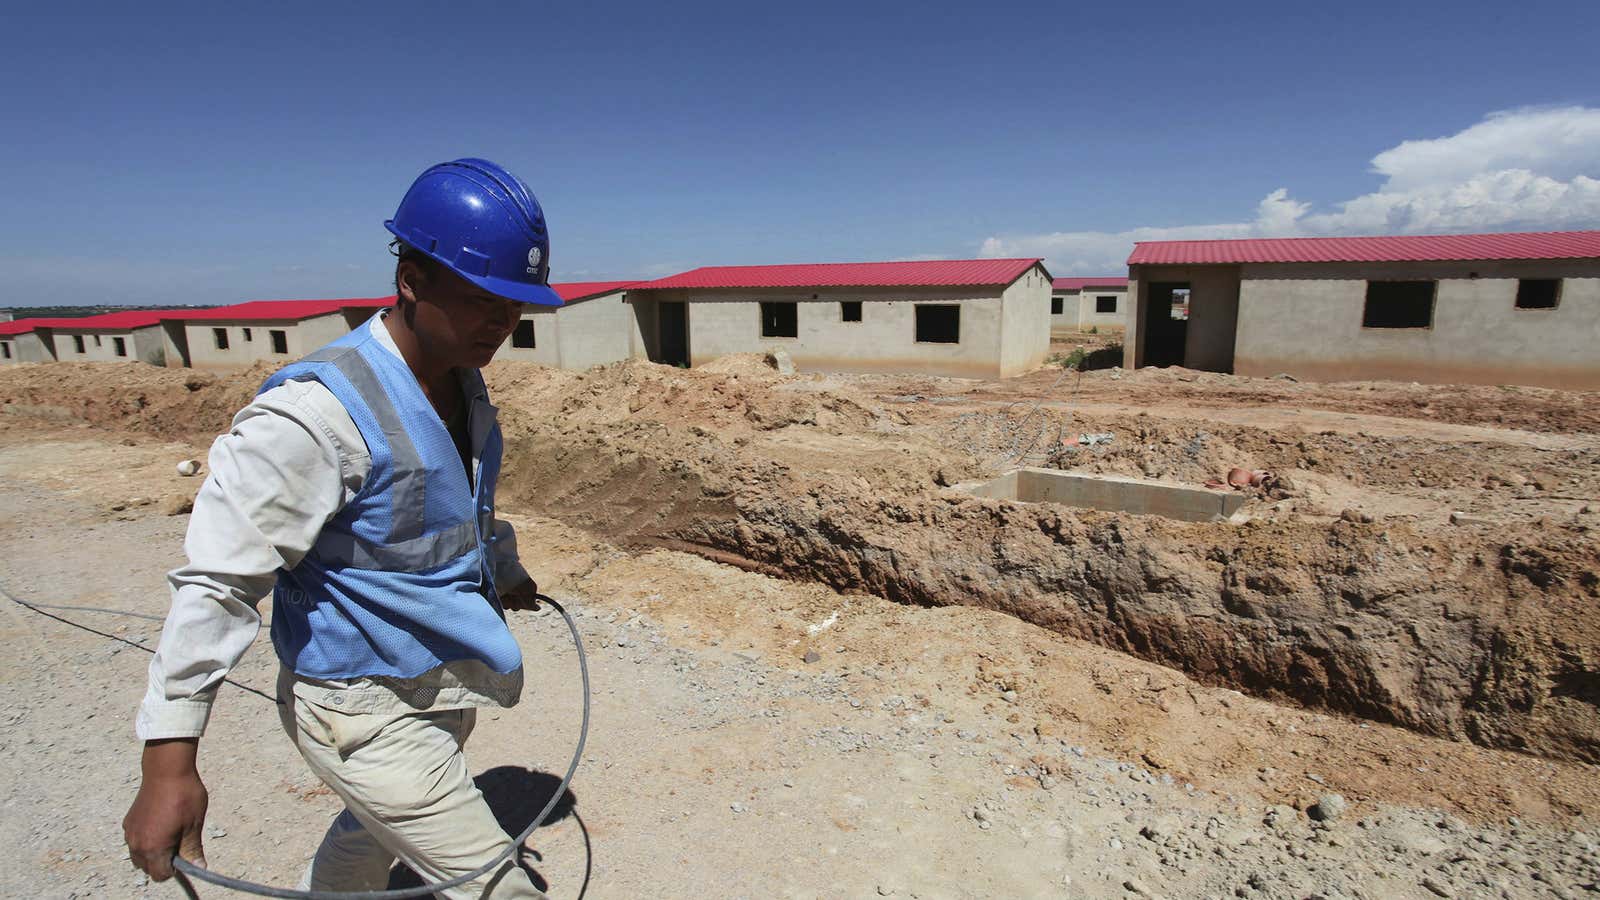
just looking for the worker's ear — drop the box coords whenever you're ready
[395,259,427,306]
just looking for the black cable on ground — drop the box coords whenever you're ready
[1,579,590,899]
[0,581,280,705]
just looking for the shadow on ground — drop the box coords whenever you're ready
[385,766,581,894]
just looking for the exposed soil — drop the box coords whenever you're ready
[2,358,1597,772]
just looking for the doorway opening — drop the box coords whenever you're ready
[1143,282,1190,367]
[658,302,689,367]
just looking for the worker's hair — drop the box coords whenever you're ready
[391,241,442,297]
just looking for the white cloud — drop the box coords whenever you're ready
[982,106,1600,274]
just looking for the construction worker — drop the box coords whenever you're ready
[122,158,563,898]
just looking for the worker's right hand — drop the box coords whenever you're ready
[123,738,209,882]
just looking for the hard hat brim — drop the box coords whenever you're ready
[467,272,566,306]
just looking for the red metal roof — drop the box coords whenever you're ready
[1052,276,1128,290]
[42,310,169,331]
[1127,230,1600,266]
[163,297,395,322]
[0,318,50,336]
[631,258,1045,290]
[552,281,637,303]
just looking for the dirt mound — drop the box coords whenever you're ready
[0,361,266,440]
[697,352,782,375]
[487,358,882,437]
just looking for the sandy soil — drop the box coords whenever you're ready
[1,357,1598,899]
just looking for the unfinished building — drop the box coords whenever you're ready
[625,258,1053,378]
[170,298,391,371]
[1124,230,1600,389]
[497,281,641,369]
[41,311,175,366]
[1050,277,1128,333]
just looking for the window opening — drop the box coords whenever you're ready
[1515,279,1560,310]
[1050,297,1063,315]
[512,320,536,348]
[1,342,10,359]
[243,327,253,341]
[73,335,85,353]
[270,330,289,354]
[760,302,797,338]
[113,337,127,356]
[915,305,960,343]
[841,301,862,322]
[213,328,229,350]
[1096,295,1118,314]
[1362,281,1434,328]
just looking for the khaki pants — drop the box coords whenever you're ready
[277,675,547,899]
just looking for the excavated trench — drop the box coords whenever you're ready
[0,358,1594,766]
[501,426,1600,766]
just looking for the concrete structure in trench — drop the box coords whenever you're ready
[1050,277,1128,333]
[958,467,1245,522]
[626,258,1053,378]
[1124,230,1600,390]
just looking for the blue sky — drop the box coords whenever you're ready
[3,0,1598,307]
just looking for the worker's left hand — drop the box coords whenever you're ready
[499,579,541,612]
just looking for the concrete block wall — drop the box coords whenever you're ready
[496,307,562,367]
[49,326,167,365]
[1049,290,1079,331]
[1076,289,1127,332]
[638,274,1053,379]
[3,332,57,364]
[556,291,639,369]
[684,287,1006,378]
[1233,259,1600,389]
[999,266,1052,377]
[184,314,347,371]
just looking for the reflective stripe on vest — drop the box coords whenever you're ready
[258,320,520,680]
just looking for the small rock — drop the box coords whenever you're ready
[764,348,796,375]
[1308,794,1347,822]
[615,635,630,648]
[1000,690,1018,704]
[729,802,746,814]
[1449,511,1493,527]
[876,886,896,897]
[1123,878,1152,896]
[176,459,201,477]
[207,826,227,839]
[1421,877,1454,897]
[160,494,194,516]
[1264,805,1299,830]
[803,650,821,664]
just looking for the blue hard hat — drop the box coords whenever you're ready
[385,158,562,306]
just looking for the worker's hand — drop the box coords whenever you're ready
[124,738,209,882]
[499,578,542,612]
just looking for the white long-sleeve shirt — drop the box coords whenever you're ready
[136,312,528,741]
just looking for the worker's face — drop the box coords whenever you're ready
[398,261,523,369]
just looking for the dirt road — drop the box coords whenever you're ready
[2,417,1598,899]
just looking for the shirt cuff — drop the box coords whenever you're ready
[135,696,215,741]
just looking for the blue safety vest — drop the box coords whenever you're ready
[258,323,522,680]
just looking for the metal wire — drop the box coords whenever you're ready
[1,580,589,899]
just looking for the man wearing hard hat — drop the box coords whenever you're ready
[123,159,561,898]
